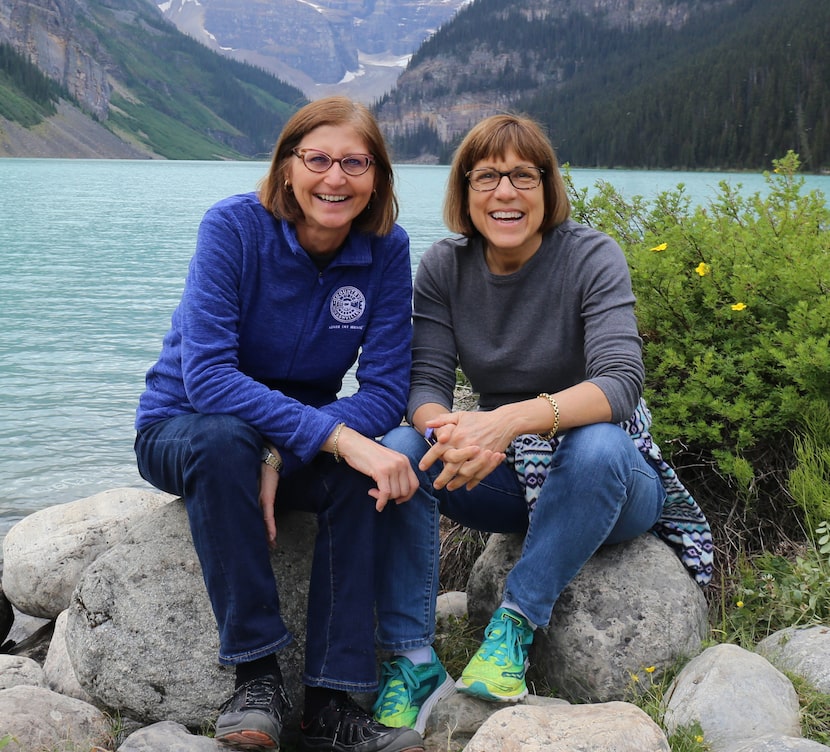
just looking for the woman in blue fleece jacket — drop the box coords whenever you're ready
[134,97,423,752]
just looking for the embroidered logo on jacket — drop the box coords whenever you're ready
[330,286,366,324]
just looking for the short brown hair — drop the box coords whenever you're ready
[259,97,398,236]
[443,113,570,237]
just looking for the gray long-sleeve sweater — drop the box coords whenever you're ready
[407,219,644,423]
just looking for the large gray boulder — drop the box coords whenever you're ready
[464,701,670,752]
[65,499,315,729]
[43,609,95,703]
[756,625,830,695]
[0,654,44,690]
[466,532,709,702]
[2,488,173,618]
[117,720,225,750]
[663,643,801,751]
[0,684,113,751]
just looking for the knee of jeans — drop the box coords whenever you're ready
[560,423,635,471]
[381,425,427,465]
[188,414,261,470]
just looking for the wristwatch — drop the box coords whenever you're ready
[261,448,283,473]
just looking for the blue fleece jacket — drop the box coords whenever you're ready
[135,192,413,475]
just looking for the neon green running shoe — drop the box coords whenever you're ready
[456,607,533,702]
[372,649,456,734]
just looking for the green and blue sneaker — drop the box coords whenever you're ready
[455,607,533,702]
[372,649,456,734]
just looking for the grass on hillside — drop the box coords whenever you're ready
[0,79,51,127]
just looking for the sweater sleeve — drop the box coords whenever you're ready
[572,225,644,421]
[178,206,338,468]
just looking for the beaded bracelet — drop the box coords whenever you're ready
[537,393,560,441]
[332,422,346,462]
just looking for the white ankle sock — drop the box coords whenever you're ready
[399,646,433,666]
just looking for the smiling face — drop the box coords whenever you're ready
[288,124,376,254]
[467,148,545,272]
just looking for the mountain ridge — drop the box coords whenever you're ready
[1,0,827,169]
[376,0,829,170]
[156,0,470,104]
[0,0,307,159]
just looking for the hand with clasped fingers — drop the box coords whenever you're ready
[415,382,614,494]
[420,410,509,492]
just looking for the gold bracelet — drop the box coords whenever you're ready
[332,422,346,462]
[537,393,560,441]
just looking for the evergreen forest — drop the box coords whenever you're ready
[0,43,70,126]
[382,0,829,170]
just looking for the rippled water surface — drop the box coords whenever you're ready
[1,158,827,545]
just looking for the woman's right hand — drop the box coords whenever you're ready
[329,426,420,512]
[420,411,507,491]
[259,447,281,548]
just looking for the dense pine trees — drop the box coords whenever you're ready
[0,43,69,125]
[383,0,829,170]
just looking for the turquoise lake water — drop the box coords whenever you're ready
[1,159,827,545]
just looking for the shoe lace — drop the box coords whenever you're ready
[221,677,292,714]
[480,613,526,667]
[372,659,420,715]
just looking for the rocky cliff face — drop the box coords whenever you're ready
[374,0,734,147]
[157,0,470,102]
[0,0,111,120]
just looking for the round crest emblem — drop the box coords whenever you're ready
[330,286,366,324]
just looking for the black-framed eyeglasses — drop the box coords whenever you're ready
[465,166,544,192]
[293,148,374,176]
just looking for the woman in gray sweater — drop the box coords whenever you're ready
[371,113,712,733]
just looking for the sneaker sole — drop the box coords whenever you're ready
[216,729,279,749]
[455,677,528,703]
[301,728,424,752]
[413,673,456,735]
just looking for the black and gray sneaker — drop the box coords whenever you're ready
[300,697,424,752]
[215,675,291,749]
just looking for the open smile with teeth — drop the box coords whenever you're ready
[317,194,349,202]
[490,210,523,221]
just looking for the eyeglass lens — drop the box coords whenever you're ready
[294,148,373,176]
[467,167,543,191]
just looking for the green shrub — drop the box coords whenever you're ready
[789,403,830,537]
[569,152,829,479]
[566,154,830,580]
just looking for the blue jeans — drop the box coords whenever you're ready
[135,412,380,692]
[375,422,665,647]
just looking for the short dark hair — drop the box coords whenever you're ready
[259,97,398,236]
[444,113,570,237]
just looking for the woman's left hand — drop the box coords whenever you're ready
[421,411,508,491]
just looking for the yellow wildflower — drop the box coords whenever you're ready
[737,600,744,608]
[645,666,656,674]
[695,262,711,276]
[696,735,704,743]
[650,242,668,252]
[731,302,747,311]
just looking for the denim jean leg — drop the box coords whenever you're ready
[134,413,291,664]
[503,423,665,628]
[280,456,381,692]
[376,426,530,651]
[375,426,441,652]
